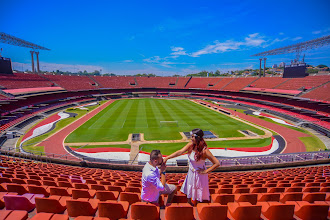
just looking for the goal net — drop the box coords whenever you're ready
[160,121,178,127]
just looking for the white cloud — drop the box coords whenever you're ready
[122,60,133,63]
[143,56,162,63]
[244,33,266,46]
[292,36,302,41]
[312,28,330,35]
[279,32,284,35]
[171,47,184,52]
[170,47,187,57]
[191,33,265,57]
[143,55,193,68]
[262,37,288,48]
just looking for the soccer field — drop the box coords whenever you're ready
[65,98,265,143]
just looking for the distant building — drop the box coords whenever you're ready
[279,62,285,68]
[272,64,278,68]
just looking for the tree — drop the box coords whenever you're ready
[317,64,328,68]
[306,68,318,74]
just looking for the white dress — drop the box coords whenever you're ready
[180,150,210,202]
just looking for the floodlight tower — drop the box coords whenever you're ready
[0,32,50,73]
[251,35,330,76]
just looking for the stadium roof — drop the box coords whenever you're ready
[0,32,50,51]
[251,35,330,57]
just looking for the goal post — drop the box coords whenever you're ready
[160,121,178,127]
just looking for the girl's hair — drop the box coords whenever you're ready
[189,128,207,161]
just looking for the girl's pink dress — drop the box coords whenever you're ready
[180,150,210,202]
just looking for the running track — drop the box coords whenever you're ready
[37,100,114,156]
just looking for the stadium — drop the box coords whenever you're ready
[1,1,330,219]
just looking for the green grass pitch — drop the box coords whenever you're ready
[65,98,265,143]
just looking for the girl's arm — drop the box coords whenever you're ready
[164,142,192,163]
[199,149,220,174]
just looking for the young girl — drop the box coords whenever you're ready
[163,128,220,204]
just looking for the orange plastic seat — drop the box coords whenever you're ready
[49,187,72,197]
[128,183,141,188]
[0,192,17,209]
[227,202,261,220]
[11,178,27,185]
[250,187,267,193]
[107,185,124,192]
[130,202,160,220]
[303,193,326,202]
[66,199,98,217]
[96,191,119,201]
[302,187,320,193]
[277,183,291,188]
[216,188,232,194]
[125,186,141,193]
[86,180,98,184]
[165,203,194,220]
[257,201,294,220]
[0,210,28,220]
[235,193,258,205]
[99,181,112,186]
[119,192,140,205]
[197,203,227,220]
[6,184,29,195]
[257,193,280,202]
[90,184,106,191]
[268,187,285,193]
[35,196,69,214]
[285,187,303,192]
[280,192,303,203]
[292,182,306,187]
[233,187,250,194]
[211,194,234,205]
[30,213,69,220]
[114,182,127,187]
[286,201,329,220]
[171,194,188,203]
[42,181,58,187]
[320,187,330,192]
[27,185,50,197]
[26,179,42,186]
[306,182,320,187]
[98,200,129,220]
[0,178,12,184]
[72,189,96,199]
[74,183,90,189]
[57,181,73,188]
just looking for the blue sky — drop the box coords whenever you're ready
[1,0,330,75]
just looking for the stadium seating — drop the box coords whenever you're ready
[185,77,221,89]
[91,76,136,88]
[248,77,289,89]
[275,75,330,90]
[135,77,178,88]
[0,156,329,219]
[302,82,330,102]
[42,74,98,91]
[0,73,52,89]
[222,77,258,91]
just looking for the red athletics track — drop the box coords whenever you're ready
[199,100,310,153]
[37,100,115,156]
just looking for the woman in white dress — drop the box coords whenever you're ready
[163,128,220,205]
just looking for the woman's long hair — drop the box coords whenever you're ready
[188,128,207,161]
